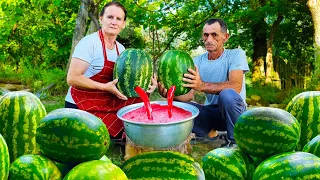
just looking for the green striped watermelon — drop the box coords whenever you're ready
[121,151,205,180]
[54,154,111,177]
[252,152,320,180]
[100,155,112,163]
[0,91,46,162]
[202,148,255,180]
[9,154,62,180]
[64,160,127,180]
[303,134,320,158]
[286,91,320,150]
[54,162,74,178]
[36,108,110,165]
[234,107,300,159]
[157,50,195,96]
[113,48,153,97]
[0,134,9,180]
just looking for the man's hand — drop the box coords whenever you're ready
[182,66,204,91]
[102,79,128,100]
[157,82,168,98]
[146,74,157,94]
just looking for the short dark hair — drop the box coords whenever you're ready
[99,2,127,21]
[205,18,228,33]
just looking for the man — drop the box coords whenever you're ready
[159,18,249,148]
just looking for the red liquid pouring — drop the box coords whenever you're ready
[134,86,153,120]
[167,86,176,118]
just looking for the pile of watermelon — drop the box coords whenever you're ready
[2,47,320,179]
[0,49,205,180]
[201,91,320,179]
[0,90,204,179]
[0,91,127,179]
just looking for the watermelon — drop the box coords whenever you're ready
[113,48,153,97]
[121,151,205,180]
[202,148,255,180]
[100,155,112,163]
[234,107,300,159]
[54,162,74,178]
[252,152,320,180]
[9,154,62,180]
[157,50,195,96]
[0,134,9,180]
[0,91,46,162]
[36,108,110,165]
[286,91,320,150]
[303,134,320,158]
[64,160,127,180]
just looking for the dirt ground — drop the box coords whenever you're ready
[106,135,227,165]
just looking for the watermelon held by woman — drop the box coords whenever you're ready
[9,154,62,180]
[36,108,110,165]
[157,50,195,96]
[0,134,9,180]
[0,91,46,162]
[234,107,300,159]
[113,48,153,97]
[286,91,320,150]
[64,160,127,180]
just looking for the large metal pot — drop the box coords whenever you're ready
[117,101,199,149]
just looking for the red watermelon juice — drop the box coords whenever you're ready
[124,86,192,123]
[123,103,192,123]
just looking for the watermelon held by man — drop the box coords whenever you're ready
[157,50,195,96]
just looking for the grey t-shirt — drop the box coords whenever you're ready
[193,48,249,105]
[65,32,125,104]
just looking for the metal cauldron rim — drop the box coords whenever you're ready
[117,101,199,125]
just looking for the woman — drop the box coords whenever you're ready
[65,2,156,139]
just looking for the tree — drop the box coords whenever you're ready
[307,0,320,77]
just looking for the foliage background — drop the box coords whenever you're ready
[0,0,317,111]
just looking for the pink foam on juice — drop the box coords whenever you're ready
[123,103,192,123]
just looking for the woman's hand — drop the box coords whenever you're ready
[102,79,128,100]
[146,74,157,94]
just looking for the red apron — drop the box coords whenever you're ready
[71,30,142,137]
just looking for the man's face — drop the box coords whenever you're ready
[202,22,228,52]
[99,5,126,36]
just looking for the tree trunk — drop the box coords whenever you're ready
[252,19,267,82]
[86,5,101,35]
[273,50,281,88]
[307,0,320,77]
[266,15,283,84]
[66,0,91,72]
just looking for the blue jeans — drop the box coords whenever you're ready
[188,88,246,143]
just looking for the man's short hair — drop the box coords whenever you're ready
[205,18,228,33]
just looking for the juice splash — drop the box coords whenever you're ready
[167,86,176,118]
[134,86,153,120]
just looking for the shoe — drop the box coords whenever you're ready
[220,141,237,148]
[191,135,219,144]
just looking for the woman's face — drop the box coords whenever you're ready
[99,5,126,36]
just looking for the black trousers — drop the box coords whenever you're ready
[64,101,78,109]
